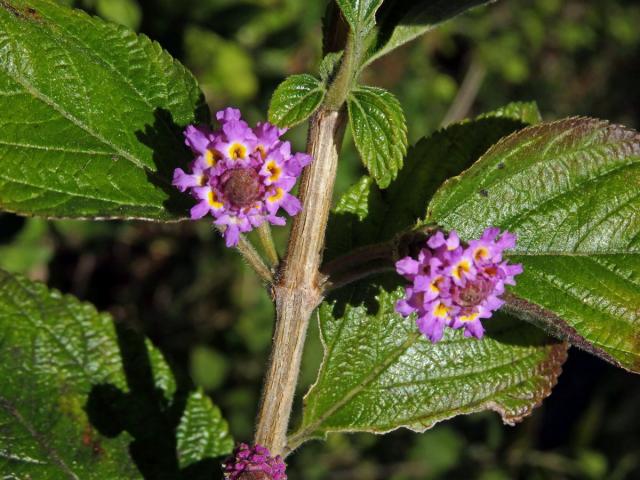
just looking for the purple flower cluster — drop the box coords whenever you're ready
[395,228,523,343]
[223,443,287,480]
[173,108,312,247]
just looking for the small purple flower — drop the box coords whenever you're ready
[395,228,522,342]
[174,108,312,247]
[223,443,287,480]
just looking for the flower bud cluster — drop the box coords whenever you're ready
[223,443,287,480]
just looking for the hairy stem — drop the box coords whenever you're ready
[258,223,279,266]
[236,234,273,284]
[254,109,346,456]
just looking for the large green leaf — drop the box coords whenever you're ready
[291,286,567,447]
[0,269,233,478]
[427,117,640,373]
[0,0,207,221]
[268,74,325,128]
[364,0,495,67]
[347,85,407,188]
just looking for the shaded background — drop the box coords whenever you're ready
[2,0,640,478]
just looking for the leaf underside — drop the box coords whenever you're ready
[427,117,640,372]
[0,0,207,221]
[0,269,233,478]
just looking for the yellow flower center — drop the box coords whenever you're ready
[268,187,284,203]
[433,302,450,319]
[474,247,489,262]
[459,312,479,323]
[429,276,443,294]
[256,144,267,160]
[452,259,471,281]
[228,143,248,160]
[205,149,221,167]
[207,190,223,209]
[266,160,282,183]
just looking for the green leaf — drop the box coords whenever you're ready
[0,269,233,478]
[291,286,566,446]
[427,117,640,372]
[0,0,207,221]
[365,0,495,67]
[348,85,407,188]
[319,51,344,83]
[177,389,233,470]
[336,0,383,37]
[0,218,52,274]
[95,0,141,30]
[268,74,325,128]
[326,113,532,261]
[478,101,542,125]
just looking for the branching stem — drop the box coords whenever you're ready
[254,109,346,456]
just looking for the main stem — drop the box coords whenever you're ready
[254,109,346,456]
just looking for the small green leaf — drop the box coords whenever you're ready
[292,286,566,446]
[336,0,384,37]
[348,86,407,188]
[0,269,233,477]
[319,51,344,83]
[478,101,542,125]
[177,389,233,470]
[268,74,326,128]
[427,117,640,372]
[0,0,207,221]
[365,0,495,67]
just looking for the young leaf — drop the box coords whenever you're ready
[319,51,344,83]
[335,0,384,37]
[365,0,495,67]
[0,269,233,478]
[291,286,566,447]
[427,117,640,373]
[477,101,542,125]
[348,85,407,188]
[0,0,207,221]
[176,389,233,470]
[268,74,326,128]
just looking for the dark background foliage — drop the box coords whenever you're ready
[2,0,640,478]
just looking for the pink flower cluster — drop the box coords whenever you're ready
[173,108,312,247]
[395,228,523,343]
[223,443,287,480]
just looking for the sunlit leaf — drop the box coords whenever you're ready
[269,74,325,128]
[428,117,640,372]
[0,0,207,220]
[348,85,407,188]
